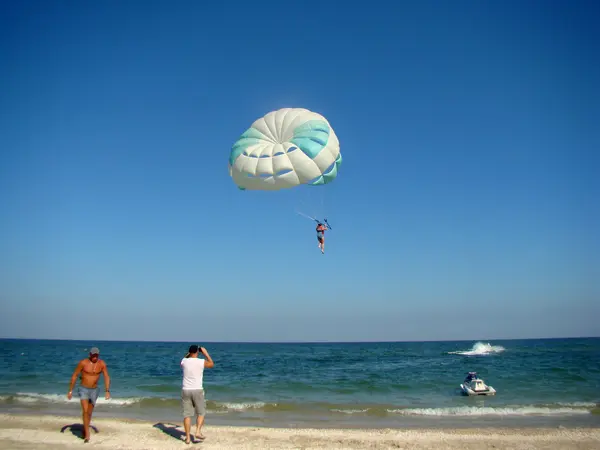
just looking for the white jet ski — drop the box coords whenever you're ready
[460,372,496,396]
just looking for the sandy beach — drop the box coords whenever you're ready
[0,414,598,449]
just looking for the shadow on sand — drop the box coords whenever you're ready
[153,422,186,442]
[60,423,99,440]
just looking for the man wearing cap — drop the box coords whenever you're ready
[181,345,214,444]
[67,347,111,443]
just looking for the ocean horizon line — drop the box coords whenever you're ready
[0,335,598,344]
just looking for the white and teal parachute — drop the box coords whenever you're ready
[228,108,342,191]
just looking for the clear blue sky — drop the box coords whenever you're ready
[1,1,598,342]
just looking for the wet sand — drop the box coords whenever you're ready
[0,413,598,449]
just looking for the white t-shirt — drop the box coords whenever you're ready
[181,357,205,390]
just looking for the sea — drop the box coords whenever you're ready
[1,338,599,429]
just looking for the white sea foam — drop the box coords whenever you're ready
[217,401,268,411]
[387,406,592,416]
[448,341,505,356]
[554,401,597,408]
[1,392,139,406]
[1,394,269,411]
[1,393,595,418]
[331,408,369,414]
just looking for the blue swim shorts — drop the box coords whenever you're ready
[78,386,99,406]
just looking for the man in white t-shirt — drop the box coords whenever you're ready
[181,344,214,444]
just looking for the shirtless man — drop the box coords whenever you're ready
[67,347,110,443]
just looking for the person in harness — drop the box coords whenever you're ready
[316,221,330,254]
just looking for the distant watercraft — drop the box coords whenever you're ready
[460,372,496,396]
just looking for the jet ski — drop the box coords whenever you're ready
[460,372,496,396]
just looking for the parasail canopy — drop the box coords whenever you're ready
[228,108,342,191]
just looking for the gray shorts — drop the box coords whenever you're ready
[181,389,205,417]
[78,386,99,406]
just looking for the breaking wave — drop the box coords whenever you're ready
[386,405,594,416]
[448,342,505,356]
[0,392,138,406]
[1,393,595,417]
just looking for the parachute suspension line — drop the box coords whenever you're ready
[294,184,326,225]
[305,187,316,221]
[320,188,325,221]
[296,184,325,224]
[294,190,315,223]
[295,210,318,222]
[294,180,332,227]
[313,185,324,220]
[296,210,332,231]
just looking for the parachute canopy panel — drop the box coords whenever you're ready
[228,108,341,191]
